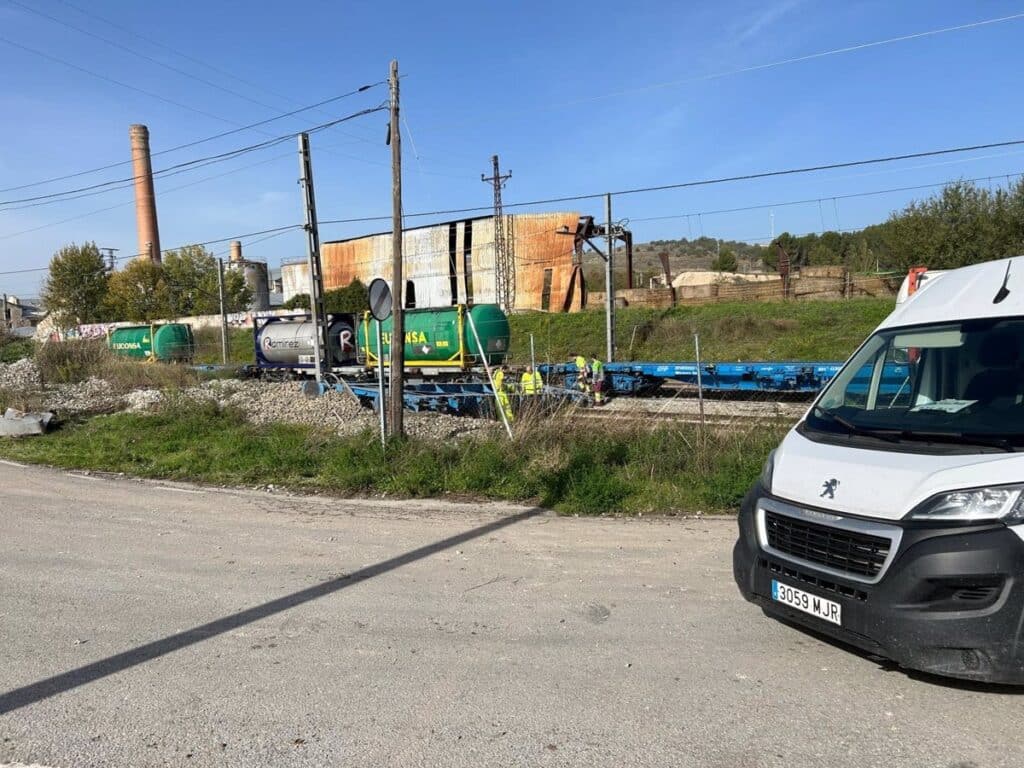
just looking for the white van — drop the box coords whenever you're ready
[734,257,1024,683]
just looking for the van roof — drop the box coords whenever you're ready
[880,256,1024,329]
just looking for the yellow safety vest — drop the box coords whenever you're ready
[521,371,543,394]
[575,356,587,373]
[493,369,505,392]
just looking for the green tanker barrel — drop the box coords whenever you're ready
[108,324,194,361]
[356,304,509,368]
[152,324,195,361]
[108,326,154,359]
[466,304,510,364]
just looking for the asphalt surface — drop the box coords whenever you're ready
[1,461,1022,768]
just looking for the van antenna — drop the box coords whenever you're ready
[994,260,1012,304]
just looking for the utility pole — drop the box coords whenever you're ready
[388,59,405,436]
[481,155,513,312]
[298,132,330,385]
[100,247,119,272]
[216,258,229,365]
[1,293,8,332]
[605,192,615,362]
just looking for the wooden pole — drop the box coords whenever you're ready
[388,59,405,436]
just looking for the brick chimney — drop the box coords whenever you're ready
[129,124,161,262]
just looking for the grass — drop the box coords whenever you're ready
[0,332,33,364]
[192,326,256,366]
[33,338,202,391]
[508,298,894,365]
[191,298,893,369]
[0,402,787,515]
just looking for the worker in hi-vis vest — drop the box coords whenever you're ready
[492,365,514,423]
[573,353,590,394]
[590,356,606,404]
[521,366,543,395]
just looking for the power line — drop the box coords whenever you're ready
[535,11,1024,111]
[0,105,387,209]
[628,172,1024,223]
[8,0,289,113]
[54,0,384,148]
[0,34,243,126]
[0,151,295,242]
[319,137,1024,227]
[0,87,384,196]
[0,225,303,277]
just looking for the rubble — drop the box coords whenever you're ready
[0,358,499,440]
[0,358,41,391]
[0,407,54,437]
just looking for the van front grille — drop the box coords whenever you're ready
[764,511,891,578]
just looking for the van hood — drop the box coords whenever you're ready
[772,428,1024,521]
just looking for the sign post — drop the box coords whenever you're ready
[368,278,393,448]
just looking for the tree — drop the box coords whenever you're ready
[41,242,110,327]
[710,249,737,272]
[282,280,369,313]
[162,245,250,316]
[283,293,311,310]
[105,259,172,322]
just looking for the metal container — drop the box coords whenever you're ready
[108,324,194,361]
[256,317,355,367]
[241,261,271,311]
[356,304,509,368]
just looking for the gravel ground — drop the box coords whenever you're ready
[0,360,497,441]
[0,360,39,391]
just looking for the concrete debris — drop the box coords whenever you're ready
[127,379,497,441]
[0,407,54,437]
[0,358,41,390]
[45,377,126,415]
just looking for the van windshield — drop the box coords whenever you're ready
[806,318,1024,451]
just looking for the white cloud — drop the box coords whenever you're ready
[733,0,805,44]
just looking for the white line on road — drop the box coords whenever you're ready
[0,459,25,468]
[152,486,204,495]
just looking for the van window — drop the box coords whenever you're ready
[808,319,1024,451]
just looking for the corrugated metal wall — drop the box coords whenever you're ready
[281,212,585,311]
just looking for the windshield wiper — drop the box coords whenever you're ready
[894,430,1019,453]
[812,408,900,442]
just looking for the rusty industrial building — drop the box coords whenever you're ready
[282,211,634,312]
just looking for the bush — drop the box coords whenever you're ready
[0,331,33,364]
[34,338,111,384]
[283,280,370,314]
[0,399,790,515]
[34,338,200,391]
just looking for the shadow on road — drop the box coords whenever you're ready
[768,611,1024,695]
[0,507,541,715]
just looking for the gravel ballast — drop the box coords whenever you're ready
[1,360,497,441]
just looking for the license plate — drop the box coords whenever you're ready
[771,580,841,625]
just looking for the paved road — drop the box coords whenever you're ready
[0,462,1021,768]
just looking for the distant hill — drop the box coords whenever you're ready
[583,236,770,288]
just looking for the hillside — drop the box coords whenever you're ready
[508,298,893,364]
[583,236,770,290]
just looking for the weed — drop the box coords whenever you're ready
[0,405,789,515]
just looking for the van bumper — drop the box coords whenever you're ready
[733,482,1024,685]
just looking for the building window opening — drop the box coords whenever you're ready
[463,219,474,305]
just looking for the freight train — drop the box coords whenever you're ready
[252,303,511,378]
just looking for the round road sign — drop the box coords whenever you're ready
[368,278,393,321]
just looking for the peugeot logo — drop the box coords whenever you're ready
[820,478,840,499]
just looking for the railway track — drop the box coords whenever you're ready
[565,395,806,427]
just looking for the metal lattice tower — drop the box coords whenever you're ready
[482,155,513,312]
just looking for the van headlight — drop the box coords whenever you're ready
[760,450,776,493]
[907,485,1024,522]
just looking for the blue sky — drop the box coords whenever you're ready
[2,0,1024,297]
